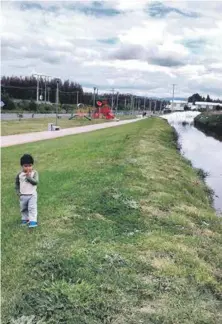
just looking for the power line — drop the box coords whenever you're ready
[1,85,37,89]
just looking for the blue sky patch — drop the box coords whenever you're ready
[148,1,199,18]
[67,1,121,17]
[97,38,119,45]
[20,2,43,11]
[182,39,206,53]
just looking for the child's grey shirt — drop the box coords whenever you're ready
[15,170,39,195]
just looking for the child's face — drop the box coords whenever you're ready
[22,164,33,173]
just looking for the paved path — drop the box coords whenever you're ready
[1,118,142,148]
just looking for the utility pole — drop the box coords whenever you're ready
[124,98,127,111]
[144,97,146,112]
[116,92,119,113]
[154,100,157,114]
[110,88,115,112]
[47,87,50,102]
[56,79,59,126]
[76,91,79,106]
[172,84,176,111]
[134,97,137,113]
[33,73,51,103]
[149,99,152,112]
[93,87,96,108]
[33,74,40,103]
[131,95,134,115]
[160,100,163,113]
[44,77,47,103]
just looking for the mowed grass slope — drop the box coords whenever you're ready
[1,118,222,324]
[1,115,134,136]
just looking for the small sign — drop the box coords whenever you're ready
[0,101,5,107]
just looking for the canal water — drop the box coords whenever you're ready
[162,112,222,213]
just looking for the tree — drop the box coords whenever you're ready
[28,100,37,112]
[1,93,16,110]
[188,93,204,103]
[206,95,212,102]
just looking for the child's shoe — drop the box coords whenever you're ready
[28,221,38,228]
[21,220,29,225]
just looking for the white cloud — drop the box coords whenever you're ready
[1,1,222,98]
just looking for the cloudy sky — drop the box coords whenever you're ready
[1,0,222,98]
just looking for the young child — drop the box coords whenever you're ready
[15,154,39,228]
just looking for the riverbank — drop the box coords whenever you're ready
[2,118,222,323]
[194,112,222,140]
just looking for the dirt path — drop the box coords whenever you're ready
[1,119,141,147]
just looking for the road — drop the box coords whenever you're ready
[1,118,142,148]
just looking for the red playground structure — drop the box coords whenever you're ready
[92,100,115,120]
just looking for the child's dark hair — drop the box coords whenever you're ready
[20,154,34,166]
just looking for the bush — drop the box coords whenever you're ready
[28,100,37,112]
[1,93,16,110]
[37,103,55,113]
[61,104,75,113]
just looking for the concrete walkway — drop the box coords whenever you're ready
[1,119,141,148]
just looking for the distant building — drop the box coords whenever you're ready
[166,100,188,111]
[187,103,197,110]
[194,102,222,110]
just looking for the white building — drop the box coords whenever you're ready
[194,102,222,110]
[166,100,188,111]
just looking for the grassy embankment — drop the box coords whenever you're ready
[1,115,135,136]
[2,118,222,323]
[194,112,222,139]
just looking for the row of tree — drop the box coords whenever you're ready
[188,93,222,104]
[1,76,84,105]
[1,76,168,112]
[1,76,221,112]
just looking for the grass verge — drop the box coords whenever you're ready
[1,118,222,324]
[1,115,135,136]
[194,112,222,139]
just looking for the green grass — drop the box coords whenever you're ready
[194,112,222,139]
[1,118,108,136]
[1,118,222,324]
[1,115,135,136]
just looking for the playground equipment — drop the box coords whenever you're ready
[68,100,116,121]
[69,103,92,120]
[92,100,115,120]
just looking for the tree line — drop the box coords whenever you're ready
[1,75,168,112]
[188,93,222,104]
[2,75,221,112]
